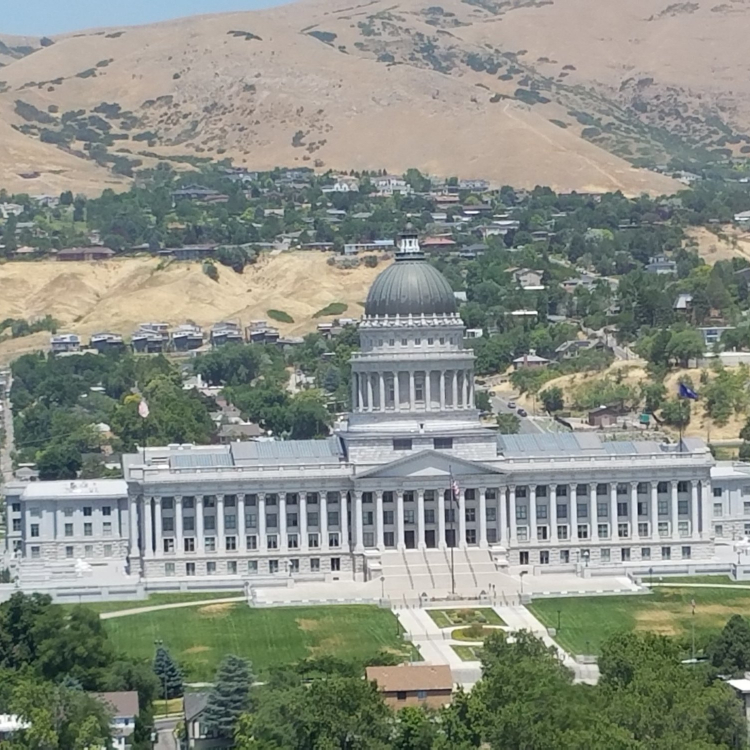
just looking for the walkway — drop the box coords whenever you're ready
[99,596,245,620]
[395,604,599,688]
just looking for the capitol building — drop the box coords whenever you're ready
[4,228,748,592]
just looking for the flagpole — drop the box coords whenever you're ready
[449,467,456,597]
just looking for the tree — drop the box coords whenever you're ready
[665,329,705,368]
[707,614,750,676]
[152,646,184,699]
[393,706,438,750]
[475,390,492,413]
[288,390,331,439]
[540,386,564,413]
[202,655,253,739]
[496,413,521,434]
[660,398,690,428]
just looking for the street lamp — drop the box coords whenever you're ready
[380,575,385,600]
[556,608,562,633]
[519,569,528,599]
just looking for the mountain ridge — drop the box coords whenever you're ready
[1,0,748,195]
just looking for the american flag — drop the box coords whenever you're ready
[451,478,460,501]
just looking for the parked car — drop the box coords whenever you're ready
[517,408,528,417]
[507,400,516,409]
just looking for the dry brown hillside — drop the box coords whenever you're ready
[0,0,717,195]
[0,252,387,363]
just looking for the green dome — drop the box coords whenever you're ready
[365,257,458,317]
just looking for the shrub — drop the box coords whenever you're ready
[203,261,219,282]
[267,309,294,324]
[313,302,347,318]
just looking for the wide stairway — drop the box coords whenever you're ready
[379,547,502,598]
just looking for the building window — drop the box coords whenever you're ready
[517,527,528,542]
[248,560,258,574]
[331,558,341,572]
[311,558,320,572]
[537,526,548,541]
[713,503,723,518]
[364,532,375,547]
[516,505,527,521]
[269,560,279,574]
[225,495,237,508]
[560,550,570,563]
[245,513,257,529]
[307,533,318,549]
[557,504,568,519]
[266,495,278,507]
[713,487,723,498]
[329,532,340,548]
[204,516,216,532]
[536,486,548,499]
[682,546,691,559]
[662,546,671,560]
[678,500,688,515]
[519,551,529,565]
[184,537,195,553]
[621,548,631,562]
[183,516,195,532]
[715,524,724,537]
[267,534,278,550]
[84,545,93,558]
[678,520,690,537]
[617,502,628,518]
[597,523,609,539]
[540,551,549,565]
[466,529,477,545]
[488,528,498,544]
[207,562,216,575]
[228,561,238,575]
[12,503,21,513]
[516,487,527,499]
[384,531,395,547]
[434,437,453,449]
[638,522,649,537]
[600,549,610,563]
[30,524,40,538]
[288,534,299,549]
[328,511,339,528]
[393,439,413,451]
[84,523,93,537]
[186,563,196,576]
[163,538,174,553]
[183,497,195,509]
[162,498,174,511]
[103,522,112,537]
[266,514,277,529]
[465,508,476,523]
[246,535,257,550]
[287,513,298,528]
[404,509,415,524]
[204,496,216,508]
[677,481,689,493]
[577,524,589,540]
[658,521,669,537]
[165,562,175,576]
[289,559,300,573]
[363,492,373,504]
[64,523,73,537]
[618,523,629,539]
[162,517,174,533]
[637,502,647,516]
[12,519,21,532]
[226,536,237,551]
[558,525,568,541]
[225,514,237,531]
[308,512,319,527]
[486,507,496,522]
[641,547,651,560]
[744,501,750,516]
[658,500,669,516]
[597,502,608,519]
[383,510,395,526]
[205,537,216,552]
[83,507,92,517]
[65,546,74,558]
[577,503,588,519]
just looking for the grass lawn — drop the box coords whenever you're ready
[452,645,482,662]
[529,586,750,655]
[104,603,409,680]
[152,697,183,718]
[452,625,503,642]
[426,608,505,628]
[71,591,243,614]
[648,575,744,585]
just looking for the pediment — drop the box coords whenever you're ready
[357,450,503,481]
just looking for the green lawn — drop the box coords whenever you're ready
[426,608,505,628]
[648,575,746,586]
[104,604,409,680]
[71,591,243,614]
[529,586,750,655]
[452,645,482,662]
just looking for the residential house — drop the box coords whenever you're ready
[421,236,456,252]
[90,332,125,353]
[674,293,694,313]
[0,202,24,219]
[184,692,230,750]
[211,321,244,347]
[321,175,360,193]
[699,326,735,348]
[57,247,115,262]
[511,268,545,291]
[0,715,30,741]
[92,691,139,750]
[218,422,264,443]
[172,185,228,203]
[131,323,169,353]
[343,240,394,255]
[366,664,454,709]
[50,333,81,354]
[554,339,601,361]
[374,175,411,196]
[172,245,216,262]
[458,179,490,192]
[512,352,550,370]
[172,324,205,351]
[646,255,676,275]
[734,210,750,226]
[588,405,623,428]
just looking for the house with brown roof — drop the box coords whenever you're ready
[57,246,115,261]
[366,664,454,709]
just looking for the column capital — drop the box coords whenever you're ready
[691,479,699,488]
[630,481,639,489]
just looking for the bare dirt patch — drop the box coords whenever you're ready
[184,645,211,654]
[197,602,235,617]
[296,618,321,632]
[634,608,680,636]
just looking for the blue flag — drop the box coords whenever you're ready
[678,382,699,400]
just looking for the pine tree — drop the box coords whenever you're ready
[152,646,184,699]
[202,654,253,739]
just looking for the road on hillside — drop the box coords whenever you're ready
[491,395,545,435]
[1,373,14,484]
[154,718,179,750]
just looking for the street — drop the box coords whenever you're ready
[153,717,180,750]
[491,394,546,435]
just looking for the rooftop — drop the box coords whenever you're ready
[92,691,139,718]
[19,479,127,500]
[366,664,453,692]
